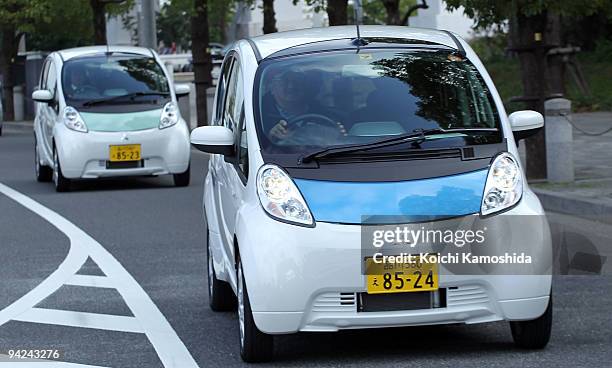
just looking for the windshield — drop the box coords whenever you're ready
[62,54,170,112]
[256,50,502,155]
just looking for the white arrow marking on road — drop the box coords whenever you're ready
[0,183,199,368]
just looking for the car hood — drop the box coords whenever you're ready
[294,169,488,224]
[80,108,162,132]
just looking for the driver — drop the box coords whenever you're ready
[262,70,312,142]
[67,65,94,97]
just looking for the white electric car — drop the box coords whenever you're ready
[191,26,552,362]
[32,46,191,192]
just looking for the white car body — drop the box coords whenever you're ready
[33,46,191,190]
[195,26,552,361]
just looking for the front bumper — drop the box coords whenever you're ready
[232,190,552,334]
[55,122,190,179]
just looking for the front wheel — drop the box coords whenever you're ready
[53,148,71,192]
[207,230,236,311]
[510,293,553,349]
[35,138,52,182]
[173,165,190,187]
[238,260,273,362]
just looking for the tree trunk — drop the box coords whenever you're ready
[326,0,348,26]
[510,11,549,180]
[546,13,565,96]
[381,0,401,25]
[90,0,108,45]
[262,0,277,34]
[0,28,18,121]
[192,0,212,127]
[216,0,228,43]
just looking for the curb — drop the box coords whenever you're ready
[2,121,34,133]
[534,188,612,224]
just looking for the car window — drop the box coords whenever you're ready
[214,57,233,125]
[222,59,242,131]
[46,61,57,96]
[40,59,50,90]
[237,105,248,179]
[256,50,502,154]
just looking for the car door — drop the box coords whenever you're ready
[40,58,59,156]
[210,56,235,259]
[217,56,245,265]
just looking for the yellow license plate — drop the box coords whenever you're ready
[109,144,141,162]
[366,256,438,294]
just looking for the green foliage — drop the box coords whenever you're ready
[157,0,192,50]
[296,0,325,13]
[446,0,612,30]
[26,0,94,51]
[468,32,508,63]
[157,0,236,47]
[0,0,52,33]
[355,0,416,24]
[484,52,612,112]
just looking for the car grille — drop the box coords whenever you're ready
[446,285,489,307]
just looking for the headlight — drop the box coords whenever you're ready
[257,164,314,226]
[159,102,179,129]
[481,152,523,216]
[63,106,87,132]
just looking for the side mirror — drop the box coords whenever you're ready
[175,83,191,98]
[190,126,234,155]
[509,110,544,141]
[32,89,54,103]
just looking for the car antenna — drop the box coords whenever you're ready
[352,0,368,48]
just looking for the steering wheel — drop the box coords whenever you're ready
[288,113,347,135]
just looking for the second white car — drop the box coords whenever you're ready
[33,46,191,192]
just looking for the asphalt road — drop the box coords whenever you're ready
[0,127,610,367]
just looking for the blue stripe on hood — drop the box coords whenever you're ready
[294,169,487,224]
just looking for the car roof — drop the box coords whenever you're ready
[57,46,155,61]
[249,25,460,60]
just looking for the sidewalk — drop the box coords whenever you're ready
[2,120,34,133]
[531,112,612,223]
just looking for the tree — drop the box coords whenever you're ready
[446,0,611,179]
[0,0,50,121]
[192,0,212,126]
[158,0,192,51]
[27,0,94,51]
[262,0,277,34]
[378,0,419,25]
[88,0,131,45]
[298,0,349,26]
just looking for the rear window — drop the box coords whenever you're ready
[255,49,502,154]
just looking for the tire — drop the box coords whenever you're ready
[207,230,236,311]
[238,259,273,362]
[53,148,71,192]
[173,165,190,187]
[35,138,52,182]
[510,293,553,349]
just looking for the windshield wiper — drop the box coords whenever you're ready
[298,128,495,164]
[82,91,170,107]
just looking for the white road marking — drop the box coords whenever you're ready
[0,183,199,368]
[14,308,144,334]
[65,274,115,289]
